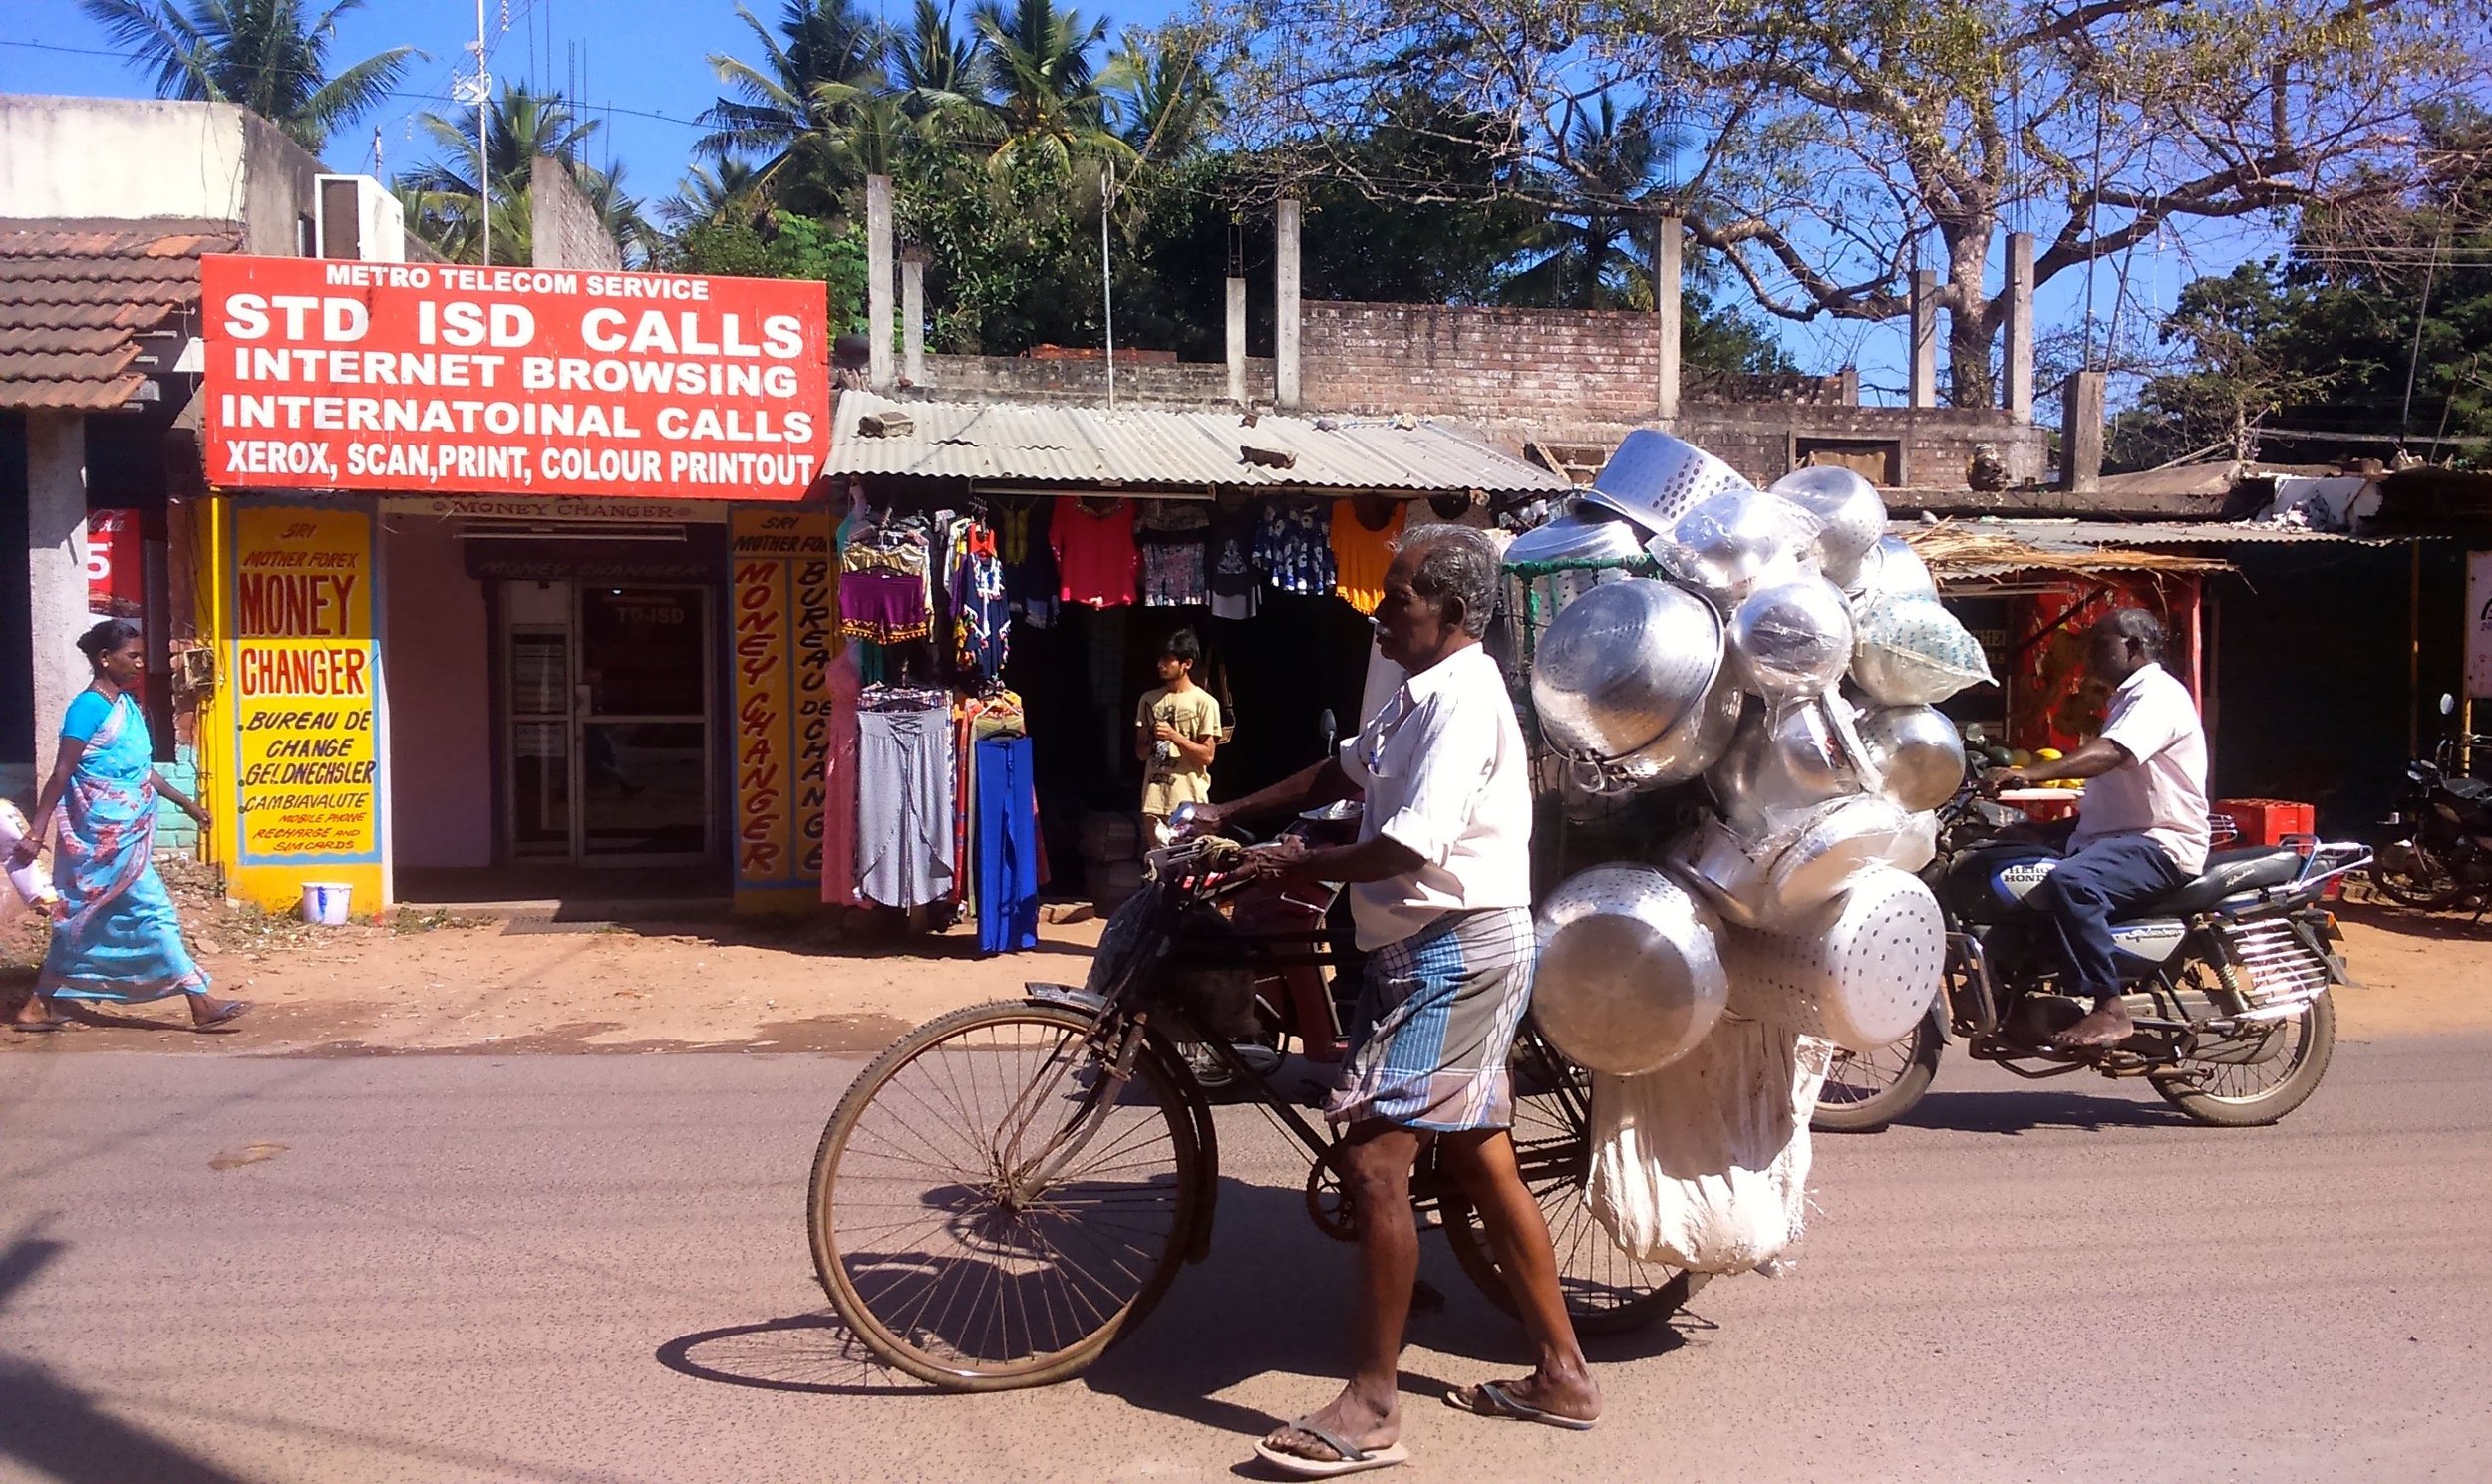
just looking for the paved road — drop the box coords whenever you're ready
[1,1031,2484,1484]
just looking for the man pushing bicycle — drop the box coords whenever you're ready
[1193,525,1600,1477]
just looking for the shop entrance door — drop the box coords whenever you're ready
[502,581,714,864]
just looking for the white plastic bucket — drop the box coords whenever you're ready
[300,882,353,926]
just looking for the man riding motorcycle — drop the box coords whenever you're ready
[1991,608,2211,1049]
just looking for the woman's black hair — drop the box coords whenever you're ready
[77,618,142,667]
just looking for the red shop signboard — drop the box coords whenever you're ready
[199,255,830,501]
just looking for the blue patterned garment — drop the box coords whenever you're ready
[1327,907,1534,1132]
[39,690,211,1004]
[1252,498,1336,596]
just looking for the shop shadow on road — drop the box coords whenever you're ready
[0,1227,255,1484]
[2334,898,2492,942]
[1891,1088,2185,1135]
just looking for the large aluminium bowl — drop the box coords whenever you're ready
[1769,465,1886,586]
[1532,579,1725,775]
[1533,863,1729,1075]
[1710,697,1869,839]
[1858,704,1969,812]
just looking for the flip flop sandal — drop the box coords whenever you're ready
[1252,1418,1409,1478]
[8,1019,67,1033]
[1444,1380,1598,1432]
[191,1000,252,1031]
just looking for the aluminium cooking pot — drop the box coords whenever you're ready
[1769,465,1887,587]
[1858,704,1969,812]
[1531,579,1725,781]
[1533,864,1729,1075]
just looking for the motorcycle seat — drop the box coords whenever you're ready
[2141,847,2304,916]
[2445,777,2492,803]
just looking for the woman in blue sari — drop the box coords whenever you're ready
[7,620,248,1033]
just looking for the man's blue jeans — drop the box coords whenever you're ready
[2032,835,2189,997]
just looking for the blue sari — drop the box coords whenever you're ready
[38,689,209,1004]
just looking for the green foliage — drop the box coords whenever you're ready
[79,0,420,153]
[666,214,870,335]
[394,83,656,267]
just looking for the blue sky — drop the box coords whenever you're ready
[4,0,2256,399]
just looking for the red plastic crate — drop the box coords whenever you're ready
[2213,798,2316,847]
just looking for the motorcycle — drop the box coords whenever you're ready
[1812,780,2370,1131]
[2373,693,2492,911]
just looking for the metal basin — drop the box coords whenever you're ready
[1531,579,1724,774]
[1851,594,1995,707]
[1654,490,1814,604]
[1769,465,1886,586]
[1710,698,1869,839]
[1846,534,1938,603]
[1726,575,1855,705]
[1858,704,1968,811]
[1533,864,1729,1075]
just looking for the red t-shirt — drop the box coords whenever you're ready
[1052,499,1139,608]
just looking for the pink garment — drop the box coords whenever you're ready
[1051,498,1138,608]
[820,648,864,906]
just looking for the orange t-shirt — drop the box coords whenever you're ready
[1331,501,1406,615]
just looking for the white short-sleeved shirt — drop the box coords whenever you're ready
[2069,662,2211,875]
[1336,643,1534,950]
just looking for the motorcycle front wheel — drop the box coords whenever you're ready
[2152,990,2336,1128]
[1811,1017,1944,1133]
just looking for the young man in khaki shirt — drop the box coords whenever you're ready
[1135,628,1221,842]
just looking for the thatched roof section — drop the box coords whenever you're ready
[1902,520,2233,581]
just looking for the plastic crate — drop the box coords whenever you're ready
[2212,798,2315,847]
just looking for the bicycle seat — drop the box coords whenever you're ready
[2138,846,2303,916]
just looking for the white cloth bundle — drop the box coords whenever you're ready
[0,800,60,920]
[1585,1018,1834,1273]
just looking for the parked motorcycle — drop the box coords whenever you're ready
[1812,781,2369,1131]
[2372,693,2492,910]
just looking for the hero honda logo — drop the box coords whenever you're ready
[1996,861,2057,899]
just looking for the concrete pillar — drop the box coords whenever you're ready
[1225,276,1248,406]
[2005,232,2035,422]
[1275,196,1302,411]
[25,412,90,779]
[1657,213,1684,428]
[901,255,925,386]
[2060,370,2107,493]
[865,174,895,389]
[1908,269,1938,409]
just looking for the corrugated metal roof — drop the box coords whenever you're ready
[1910,518,2407,549]
[828,391,1574,495]
[0,218,238,410]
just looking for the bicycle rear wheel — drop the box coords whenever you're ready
[809,1001,1206,1390]
[1440,1035,1702,1336]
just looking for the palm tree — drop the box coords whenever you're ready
[697,0,891,204]
[662,159,767,232]
[1101,27,1221,167]
[1502,95,1670,310]
[79,0,421,153]
[890,0,987,114]
[969,0,1131,181]
[397,84,648,266]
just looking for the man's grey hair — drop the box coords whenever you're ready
[1396,524,1501,637]
[2100,606,2166,659]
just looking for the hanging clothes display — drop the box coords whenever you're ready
[1135,501,1211,607]
[946,515,1010,682]
[856,688,956,909]
[1204,497,1263,620]
[820,647,865,908]
[993,496,1059,629]
[840,515,934,644]
[975,735,1042,953]
[1253,497,1336,596]
[1053,497,1139,608]
[1331,497,1407,615]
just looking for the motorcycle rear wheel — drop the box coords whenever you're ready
[1811,1017,1943,1133]
[2369,845,2465,909]
[2152,990,2336,1128]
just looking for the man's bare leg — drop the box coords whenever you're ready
[1438,1128,1601,1423]
[1262,1122,1423,1464]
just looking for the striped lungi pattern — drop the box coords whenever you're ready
[1327,906,1536,1132]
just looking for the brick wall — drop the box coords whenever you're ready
[1302,302,1668,424]
[1677,405,2049,492]
[528,157,622,272]
[907,353,1276,408]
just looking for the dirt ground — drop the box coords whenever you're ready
[2,869,2486,1055]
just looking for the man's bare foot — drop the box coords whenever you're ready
[2051,998,2134,1049]
[1447,1364,1601,1427]
[1261,1382,1401,1465]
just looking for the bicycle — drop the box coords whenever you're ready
[805,818,1706,1390]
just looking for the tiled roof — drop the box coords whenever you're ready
[829,391,1575,496]
[0,219,239,411]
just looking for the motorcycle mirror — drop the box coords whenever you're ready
[1317,708,1338,755]
[2441,693,2458,717]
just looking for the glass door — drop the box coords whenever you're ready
[574,585,712,861]
[507,618,574,860]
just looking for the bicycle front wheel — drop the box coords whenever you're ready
[809,1001,1207,1390]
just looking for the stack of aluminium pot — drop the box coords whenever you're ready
[1513,432,1995,1078]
